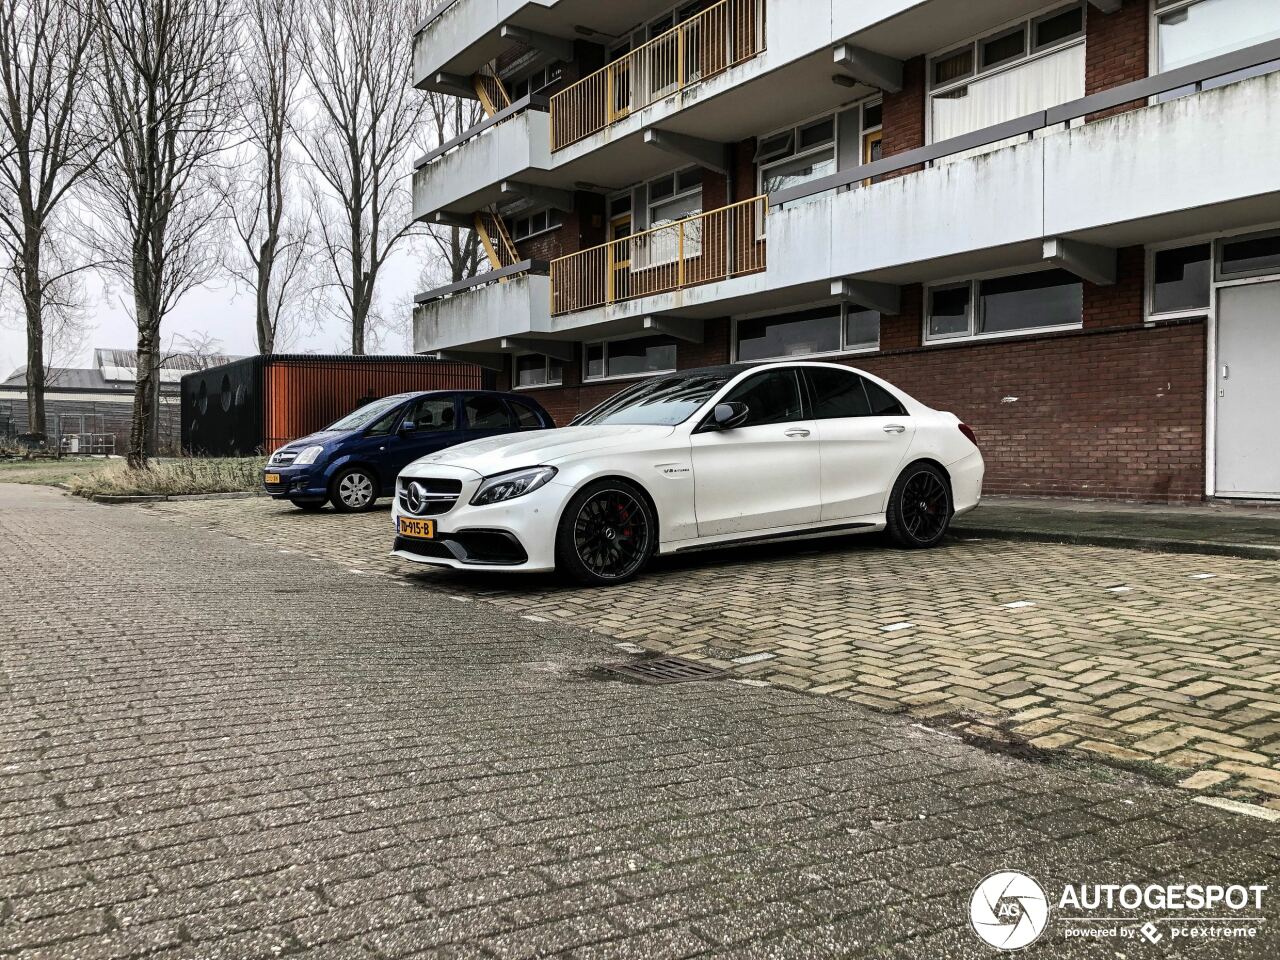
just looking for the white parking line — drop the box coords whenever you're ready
[1108,586,1132,593]
[732,652,777,665]
[1002,600,1036,609]
[1194,797,1280,822]
[1188,573,1217,580]
[880,622,914,632]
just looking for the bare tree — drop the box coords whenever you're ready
[297,0,428,355]
[166,329,227,370]
[0,0,108,442]
[226,0,310,355]
[86,0,241,467]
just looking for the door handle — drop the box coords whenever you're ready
[1222,364,1230,380]
[883,424,906,434]
[784,428,811,438]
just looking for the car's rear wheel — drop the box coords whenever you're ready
[330,467,378,513]
[290,499,325,512]
[885,462,953,548]
[556,479,656,586]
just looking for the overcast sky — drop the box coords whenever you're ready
[0,247,422,378]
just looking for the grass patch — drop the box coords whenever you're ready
[67,457,266,498]
[0,456,116,487]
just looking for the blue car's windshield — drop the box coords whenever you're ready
[576,374,729,426]
[325,396,406,432]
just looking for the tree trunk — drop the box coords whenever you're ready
[20,239,47,440]
[255,241,274,353]
[128,270,160,469]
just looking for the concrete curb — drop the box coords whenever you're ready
[89,491,264,505]
[952,525,1280,562]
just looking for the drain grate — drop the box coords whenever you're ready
[604,656,725,685]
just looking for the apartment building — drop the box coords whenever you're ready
[410,0,1280,502]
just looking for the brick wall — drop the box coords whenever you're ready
[879,55,925,177]
[1084,246,1146,328]
[854,320,1206,502]
[1085,0,1150,119]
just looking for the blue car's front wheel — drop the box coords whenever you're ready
[330,467,378,513]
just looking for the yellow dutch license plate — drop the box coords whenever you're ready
[264,473,281,485]
[398,517,436,540]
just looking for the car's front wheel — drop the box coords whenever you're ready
[330,467,378,513]
[885,462,953,548]
[555,479,656,586]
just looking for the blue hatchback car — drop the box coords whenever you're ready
[262,390,554,512]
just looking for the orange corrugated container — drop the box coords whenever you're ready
[182,355,491,456]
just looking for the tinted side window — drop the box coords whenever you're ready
[405,397,456,431]
[806,368,871,419]
[507,399,543,428]
[722,370,805,426]
[464,395,517,430]
[366,405,404,436]
[863,379,908,416]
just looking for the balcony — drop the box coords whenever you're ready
[550,0,765,151]
[550,197,767,316]
[412,99,551,221]
[414,266,553,356]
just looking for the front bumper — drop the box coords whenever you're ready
[390,472,566,573]
[262,466,327,500]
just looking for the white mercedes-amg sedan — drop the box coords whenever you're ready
[391,361,983,585]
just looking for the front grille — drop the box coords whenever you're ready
[398,477,463,516]
[269,449,298,466]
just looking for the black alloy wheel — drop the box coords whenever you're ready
[556,480,656,585]
[886,463,953,548]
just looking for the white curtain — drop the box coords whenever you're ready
[930,44,1085,162]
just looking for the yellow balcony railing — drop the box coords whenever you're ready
[550,196,767,316]
[550,0,765,151]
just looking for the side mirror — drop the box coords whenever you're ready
[398,420,417,434]
[712,401,750,430]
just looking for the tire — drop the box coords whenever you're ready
[885,462,953,549]
[329,466,378,513]
[290,499,325,512]
[555,479,657,586]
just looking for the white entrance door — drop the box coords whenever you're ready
[1216,281,1280,498]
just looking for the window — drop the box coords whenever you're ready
[1151,244,1211,314]
[510,208,562,241]
[508,399,544,428]
[506,64,562,101]
[864,379,908,416]
[978,269,1082,334]
[721,370,805,426]
[758,114,837,203]
[584,335,677,381]
[403,397,456,431]
[578,373,730,426]
[640,168,703,265]
[928,4,1085,147]
[1218,230,1280,279]
[926,269,1083,341]
[514,353,564,388]
[464,395,516,430]
[735,303,880,362]
[927,284,972,339]
[1156,0,1280,73]
[806,367,871,419]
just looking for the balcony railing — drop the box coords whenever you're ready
[550,197,766,315]
[550,0,765,151]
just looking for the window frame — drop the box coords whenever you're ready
[1145,240,1213,321]
[923,267,1085,344]
[509,207,563,243]
[511,352,565,390]
[756,110,840,201]
[731,301,881,363]
[1215,227,1280,282]
[581,334,679,384]
[926,2,1086,144]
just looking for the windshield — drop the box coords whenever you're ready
[324,395,406,432]
[576,374,729,426]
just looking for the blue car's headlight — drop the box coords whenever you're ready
[470,466,557,506]
[294,445,325,465]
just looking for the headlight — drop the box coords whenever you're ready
[470,466,557,506]
[294,445,325,465]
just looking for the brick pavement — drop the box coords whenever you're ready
[152,496,1280,809]
[3,484,1279,959]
